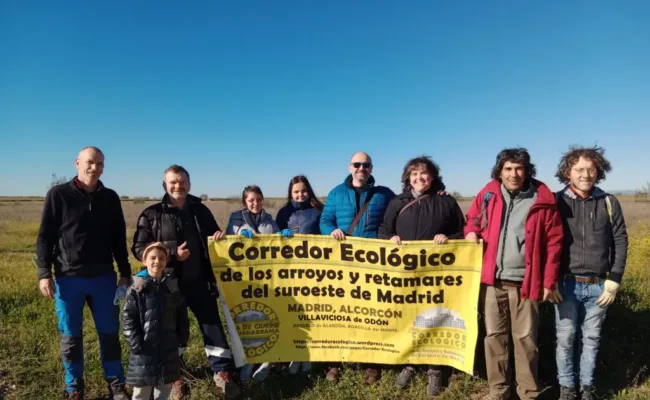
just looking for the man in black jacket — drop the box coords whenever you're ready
[131,165,241,399]
[34,146,130,400]
[551,146,628,400]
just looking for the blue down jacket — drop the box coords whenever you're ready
[276,200,322,234]
[320,175,395,238]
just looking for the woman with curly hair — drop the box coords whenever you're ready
[378,155,465,397]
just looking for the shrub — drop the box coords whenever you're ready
[47,173,67,190]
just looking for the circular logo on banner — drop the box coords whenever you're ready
[231,301,280,357]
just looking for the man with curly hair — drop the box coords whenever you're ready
[551,146,628,400]
[463,148,563,400]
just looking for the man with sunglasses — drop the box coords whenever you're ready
[320,151,396,384]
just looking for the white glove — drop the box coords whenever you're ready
[178,347,187,357]
[113,285,128,305]
[596,280,620,308]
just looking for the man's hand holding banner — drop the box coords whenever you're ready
[209,234,482,375]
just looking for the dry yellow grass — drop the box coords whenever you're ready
[1,197,650,399]
[2,195,648,229]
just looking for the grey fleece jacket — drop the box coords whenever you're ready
[495,182,538,282]
[225,209,279,235]
[556,186,628,283]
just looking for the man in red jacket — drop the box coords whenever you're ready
[464,148,563,400]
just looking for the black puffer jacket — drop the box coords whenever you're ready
[131,194,220,293]
[122,271,190,387]
[378,190,466,241]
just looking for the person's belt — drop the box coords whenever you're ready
[566,274,605,284]
[493,279,522,288]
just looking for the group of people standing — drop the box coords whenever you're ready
[35,145,627,400]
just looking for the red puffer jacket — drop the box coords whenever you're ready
[464,179,563,301]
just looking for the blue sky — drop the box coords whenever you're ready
[1,1,649,198]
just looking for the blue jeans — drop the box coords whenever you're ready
[554,276,608,388]
[54,272,124,393]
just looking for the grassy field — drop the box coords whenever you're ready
[1,198,650,399]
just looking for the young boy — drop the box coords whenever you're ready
[122,242,190,400]
[552,146,628,400]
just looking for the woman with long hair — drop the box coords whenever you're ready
[276,175,324,234]
[274,175,324,375]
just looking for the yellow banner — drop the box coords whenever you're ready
[209,234,482,375]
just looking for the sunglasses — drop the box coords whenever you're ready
[351,162,372,169]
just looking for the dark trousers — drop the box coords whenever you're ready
[183,282,235,373]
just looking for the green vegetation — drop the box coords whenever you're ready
[1,219,650,399]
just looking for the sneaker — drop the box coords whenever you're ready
[106,379,129,400]
[326,367,340,382]
[426,369,445,397]
[364,367,381,385]
[581,386,597,400]
[396,366,416,388]
[558,386,576,400]
[169,378,189,400]
[214,371,242,400]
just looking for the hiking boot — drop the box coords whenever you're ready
[214,371,242,400]
[110,387,129,400]
[326,367,340,382]
[558,386,576,400]
[427,369,446,397]
[364,367,381,385]
[581,386,597,400]
[106,378,129,400]
[67,391,84,400]
[169,378,189,400]
[396,366,416,388]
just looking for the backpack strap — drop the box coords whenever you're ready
[398,194,429,216]
[347,190,375,236]
[472,192,494,230]
[605,195,613,225]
